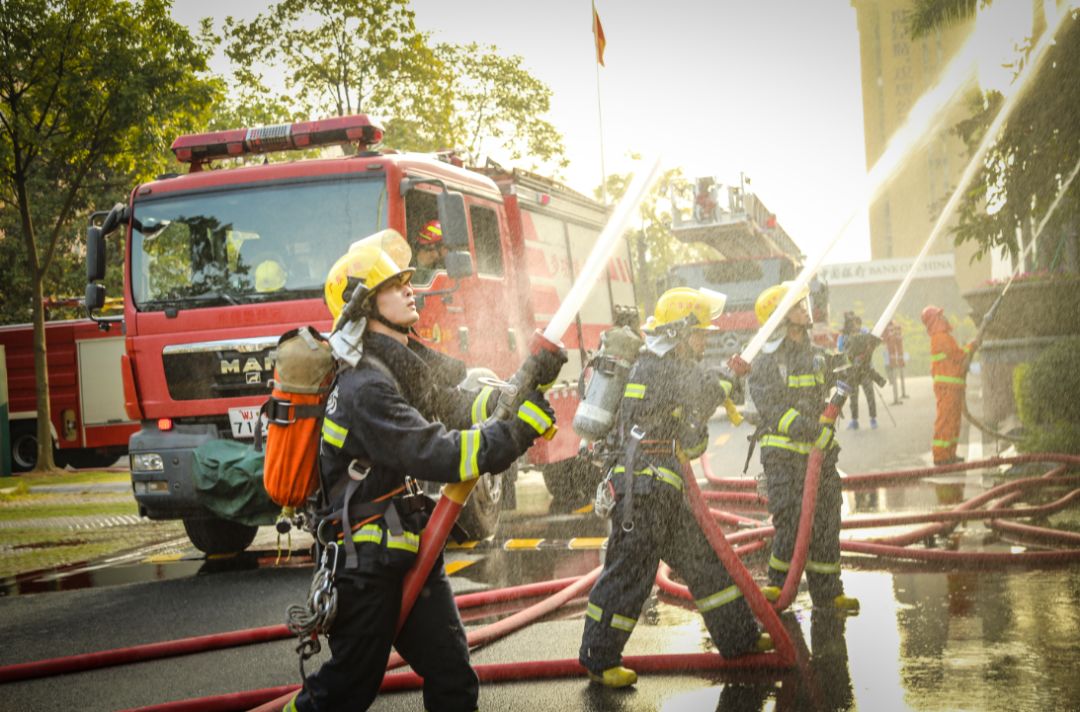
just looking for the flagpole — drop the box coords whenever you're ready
[593,0,607,204]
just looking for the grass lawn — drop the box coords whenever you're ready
[0,468,185,579]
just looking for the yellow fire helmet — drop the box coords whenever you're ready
[754,281,810,325]
[324,228,415,322]
[254,259,286,293]
[652,287,727,330]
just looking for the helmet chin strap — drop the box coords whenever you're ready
[373,310,412,335]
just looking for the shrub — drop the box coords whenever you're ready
[1016,336,1080,454]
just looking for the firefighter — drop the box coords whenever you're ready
[579,286,772,689]
[837,312,878,429]
[412,219,448,284]
[922,305,975,465]
[748,282,859,613]
[287,229,564,712]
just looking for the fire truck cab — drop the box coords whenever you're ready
[86,115,635,553]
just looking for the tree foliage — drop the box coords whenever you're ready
[218,1,567,167]
[222,0,454,151]
[0,0,220,471]
[910,3,1080,269]
[435,43,567,172]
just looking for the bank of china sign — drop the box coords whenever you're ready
[819,254,955,286]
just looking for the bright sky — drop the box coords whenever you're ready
[169,0,1010,266]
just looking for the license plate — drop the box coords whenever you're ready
[228,406,264,439]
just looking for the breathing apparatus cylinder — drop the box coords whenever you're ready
[572,326,643,441]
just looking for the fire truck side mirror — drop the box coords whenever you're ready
[85,282,106,311]
[444,250,474,281]
[436,190,468,249]
[87,225,106,282]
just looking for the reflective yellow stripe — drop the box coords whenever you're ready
[814,428,832,449]
[586,602,603,622]
[350,523,420,554]
[760,434,812,455]
[933,375,966,385]
[387,530,421,553]
[718,379,733,398]
[815,371,825,385]
[695,584,743,612]
[611,613,637,632]
[322,417,347,448]
[612,465,684,491]
[932,438,956,448]
[787,374,817,388]
[283,694,299,712]
[805,559,841,575]
[769,554,790,572]
[471,386,495,425]
[778,408,799,435]
[518,400,552,434]
[459,429,481,481]
[624,382,646,399]
[930,352,946,361]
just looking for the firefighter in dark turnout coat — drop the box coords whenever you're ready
[289,230,562,712]
[747,282,859,612]
[579,287,771,689]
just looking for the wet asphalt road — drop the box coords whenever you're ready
[2,374,1080,711]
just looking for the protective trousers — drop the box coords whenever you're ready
[762,450,844,606]
[932,383,964,464]
[292,556,477,712]
[579,477,761,672]
[848,378,876,421]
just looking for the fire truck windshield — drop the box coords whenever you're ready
[130,177,387,311]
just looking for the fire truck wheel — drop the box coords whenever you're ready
[182,516,258,555]
[456,464,515,540]
[542,456,602,512]
[10,422,41,473]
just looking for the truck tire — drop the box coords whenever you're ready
[542,455,602,511]
[182,516,258,555]
[10,422,40,473]
[456,463,515,541]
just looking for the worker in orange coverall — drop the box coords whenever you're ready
[921,305,978,465]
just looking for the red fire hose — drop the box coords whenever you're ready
[9,453,1078,710]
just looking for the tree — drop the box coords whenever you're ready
[223,0,454,151]
[909,2,1080,270]
[0,0,220,473]
[435,42,568,173]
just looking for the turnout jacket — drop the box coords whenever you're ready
[318,332,531,567]
[619,349,731,476]
[929,330,971,389]
[748,334,836,457]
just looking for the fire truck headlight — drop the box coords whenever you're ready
[131,453,165,472]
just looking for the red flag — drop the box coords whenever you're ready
[592,3,606,67]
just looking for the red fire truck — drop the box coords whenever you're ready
[0,317,137,471]
[84,114,636,553]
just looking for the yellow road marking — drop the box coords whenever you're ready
[444,559,476,575]
[144,553,184,563]
[568,537,607,550]
[504,538,544,550]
